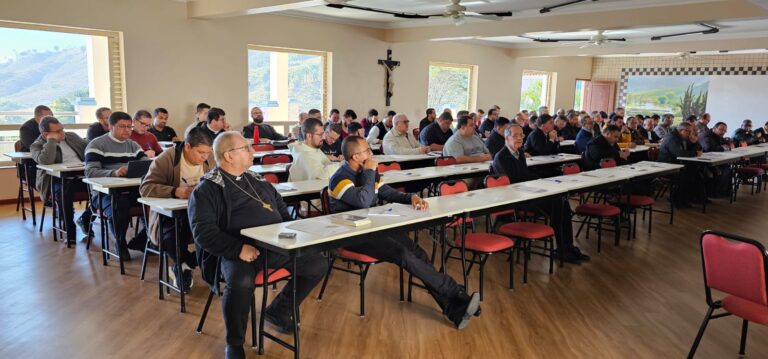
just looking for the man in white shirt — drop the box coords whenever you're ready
[382,114,430,155]
[443,116,491,164]
[366,111,394,145]
[289,117,341,182]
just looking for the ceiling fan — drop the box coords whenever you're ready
[325,0,513,25]
[520,30,626,48]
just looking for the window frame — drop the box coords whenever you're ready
[520,69,556,111]
[427,61,478,114]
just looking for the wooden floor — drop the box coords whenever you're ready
[0,190,766,358]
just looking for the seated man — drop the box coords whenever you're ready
[523,114,560,156]
[653,113,674,140]
[359,108,378,137]
[201,107,227,142]
[484,117,510,158]
[637,118,661,144]
[290,112,309,139]
[289,117,341,182]
[85,111,148,255]
[184,102,211,138]
[31,116,92,243]
[242,106,287,142]
[555,115,576,141]
[491,124,589,263]
[443,116,491,164]
[20,105,53,152]
[88,107,112,141]
[659,122,705,207]
[584,125,629,170]
[347,121,365,138]
[189,131,326,358]
[733,119,758,146]
[419,112,454,151]
[574,114,594,154]
[329,136,480,329]
[698,121,732,197]
[320,123,343,159]
[382,114,430,155]
[753,120,768,143]
[366,110,394,145]
[419,108,436,132]
[139,127,213,293]
[148,107,179,142]
[130,110,163,158]
[477,108,498,138]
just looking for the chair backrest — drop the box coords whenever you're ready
[700,230,768,307]
[435,156,456,167]
[484,174,510,188]
[14,140,21,152]
[438,180,468,196]
[412,128,420,139]
[252,144,275,152]
[562,163,581,175]
[263,173,279,184]
[320,186,332,215]
[262,154,290,165]
[377,162,401,173]
[647,147,659,161]
[600,158,617,168]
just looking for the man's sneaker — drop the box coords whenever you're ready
[450,292,481,329]
[168,266,191,294]
[264,306,295,334]
[182,269,194,291]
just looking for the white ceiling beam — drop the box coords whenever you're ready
[188,0,326,19]
[384,0,768,43]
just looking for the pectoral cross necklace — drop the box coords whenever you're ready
[223,174,273,212]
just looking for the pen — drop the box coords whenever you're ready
[182,178,189,185]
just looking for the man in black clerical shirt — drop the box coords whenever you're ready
[189,132,326,359]
[484,117,510,158]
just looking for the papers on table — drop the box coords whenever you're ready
[581,170,616,178]
[274,183,297,193]
[286,220,353,236]
[510,184,548,193]
[541,176,583,184]
[427,151,442,157]
[382,170,422,178]
[368,203,430,217]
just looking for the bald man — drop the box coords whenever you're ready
[382,114,430,155]
[242,106,287,142]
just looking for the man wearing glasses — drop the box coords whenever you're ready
[659,122,705,207]
[289,117,340,182]
[130,110,163,158]
[382,113,430,155]
[85,111,148,256]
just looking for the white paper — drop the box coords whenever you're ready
[368,203,430,217]
[286,220,353,236]
[511,185,547,193]
[274,183,297,192]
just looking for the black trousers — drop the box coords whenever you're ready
[344,233,464,314]
[159,216,197,268]
[674,166,706,205]
[220,252,326,347]
[92,190,143,246]
[52,179,92,240]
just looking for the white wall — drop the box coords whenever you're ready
[707,75,768,136]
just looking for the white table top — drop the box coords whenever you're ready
[252,149,292,159]
[525,153,582,167]
[249,163,291,174]
[36,163,86,177]
[372,153,438,163]
[3,151,33,162]
[629,145,649,153]
[137,197,188,217]
[83,177,142,194]
[560,140,575,146]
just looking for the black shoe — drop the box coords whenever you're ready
[76,217,89,234]
[474,305,482,317]
[570,247,591,262]
[127,230,147,251]
[264,306,295,334]
[225,345,245,359]
[559,251,583,264]
[169,266,191,294]
[119,246,132,261]
[450,292,480,329]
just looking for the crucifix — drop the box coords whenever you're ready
[378,49,400,106]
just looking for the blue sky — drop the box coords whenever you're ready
[0,27,86,63]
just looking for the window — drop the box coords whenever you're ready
[427,62,477,115]
[520,70,556,111]
[573,79,589,111]
[0,21,124,159]
[247,45,329,135]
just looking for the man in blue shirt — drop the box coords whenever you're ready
[419,112,454,151]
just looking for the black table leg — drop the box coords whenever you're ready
[175,213,185,313]
[291,254,300,359]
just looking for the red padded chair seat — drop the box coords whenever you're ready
[490,209,516,217]
[338,248,378,263]
[455,233,515,252]
[610,195,655,207]
[575,203,621,217]
[255,268,291,285]
[497,222,555,239]
[723,295,768,325]
[447,217,473,228]
[737,167,763,175]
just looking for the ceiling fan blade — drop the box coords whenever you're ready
[464,13,503,21]
[540,0,597,14]
[326,3,430,19]
[478,11,512,17]
[651,23,719,41]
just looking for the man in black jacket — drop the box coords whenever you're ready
[484,117,510,158]
[584,125,629,170]
[697,122,732,197]
[329,136,481,329]
[477,108,498,138]
[491,124,589,263]
[189,132,326,359]
[19,105,53,152]
[733,119,758,146]
[242,106,287,142]
[523,114,560,156]
[754,120,768,143]
[658,123,705,206]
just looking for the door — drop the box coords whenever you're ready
[584,81,616,113]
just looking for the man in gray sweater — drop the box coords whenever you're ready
[85,111,147,255]
[31,116,91,243]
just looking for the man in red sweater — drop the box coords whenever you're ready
[131,109,163,158]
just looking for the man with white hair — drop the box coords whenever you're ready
[189,131,327,359]
[382,113,430,155]
[291,112,309,139]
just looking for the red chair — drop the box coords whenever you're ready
[566,164,622,253]
[263,173,279,184]
[600,158,617,168]
[438,180,474,234]
[734,166,762,198]
[377,162,405,193]
[688,230,768,358]
[435,156,456,167]
[483,175,516,230]
[438,180,515,300]
[197,257,292,349]
[316,187,404,317]
[261,154,290,165]
[252,143,275,152]
[600,159,660,238]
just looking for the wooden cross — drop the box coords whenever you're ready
[378,49,400,106]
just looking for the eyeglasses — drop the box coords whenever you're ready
[353,148,373,156]
[115,125,134,130]
[226,145,250,153]
[311,131,324,137]
[137,122,151,128]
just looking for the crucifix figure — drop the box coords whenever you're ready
[378,49,400,106]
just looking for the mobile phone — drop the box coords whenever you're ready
[278,232,297,239]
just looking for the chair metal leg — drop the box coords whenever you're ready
[196,289,216,333]
[739,319,749,356]
[251,297,258,350]
[359,264,369,318]
[317,255,335,301]
[687,305,715,359]
[508,247,514,290]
